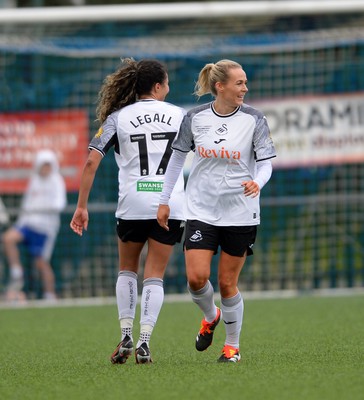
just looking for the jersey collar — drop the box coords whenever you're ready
[211,102,240,117]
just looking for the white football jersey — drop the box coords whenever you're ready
[89,99,185,220]
[172,102,276,226]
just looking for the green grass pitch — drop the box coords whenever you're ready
[0,294,363,400]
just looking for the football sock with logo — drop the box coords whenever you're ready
[138,278,164,346]
[116,271,138,340]
[221,292,243,349]
[188,280,217,322]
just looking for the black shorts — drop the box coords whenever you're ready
[116,219,185,245]
[184,220,257,257]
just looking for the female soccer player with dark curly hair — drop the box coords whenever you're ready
[71,58,185,364]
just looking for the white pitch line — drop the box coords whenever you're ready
[0,287,363,310]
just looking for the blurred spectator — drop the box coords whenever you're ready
[2,149,67,302]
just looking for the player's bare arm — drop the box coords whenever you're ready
[70,149,103,235]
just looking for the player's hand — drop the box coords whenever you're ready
[157,204,170,231]
[70,207,89,236]
[241,180,260,198]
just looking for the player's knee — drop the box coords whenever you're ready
[187,274,209,291]
[218,276,237,296]
[2,230,16,246]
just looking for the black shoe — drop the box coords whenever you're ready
[135,342,152,364]
[110,335,133,364]
[195,307,221,351]
[217,345,241,363]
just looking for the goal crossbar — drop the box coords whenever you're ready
[1,1,364,24]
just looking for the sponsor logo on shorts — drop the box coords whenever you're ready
[137,181,163,192]
[189,230,203,242]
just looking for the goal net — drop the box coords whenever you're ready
[0,1,363,298]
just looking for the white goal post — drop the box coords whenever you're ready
[1,1,364,24]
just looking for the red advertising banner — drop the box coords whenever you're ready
[0,109,89,193]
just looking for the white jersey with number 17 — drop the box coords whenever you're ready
[89,99,185,220]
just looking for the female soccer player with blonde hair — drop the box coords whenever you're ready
[158,59,276,362]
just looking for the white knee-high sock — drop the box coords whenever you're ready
[221,292,244,349]
[116,271,138,340]
[188,280,217,322]
[137,277,164,348]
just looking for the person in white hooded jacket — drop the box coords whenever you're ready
[2,149,67,302]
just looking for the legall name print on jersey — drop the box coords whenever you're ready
[130,113,172,128]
